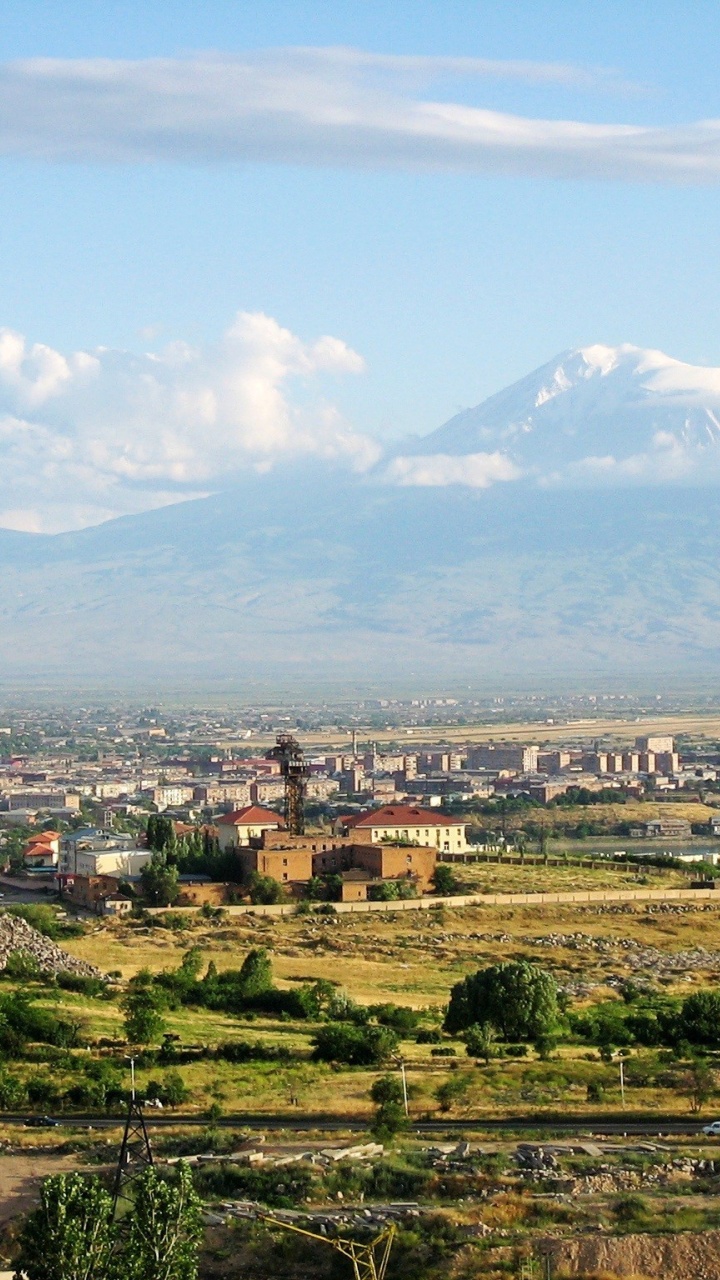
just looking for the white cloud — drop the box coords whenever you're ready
[386,451,521,488]
[0,312,375,532]
[0,49,713,182]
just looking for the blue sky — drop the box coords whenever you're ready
[1,1,720,531]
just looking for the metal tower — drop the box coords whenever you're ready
[112,1058,154,1218]
[266,732,309,835]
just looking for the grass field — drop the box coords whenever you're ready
[44,870,720,1121]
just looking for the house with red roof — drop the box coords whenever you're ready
[216,804,285,851]
[335,804,469,854]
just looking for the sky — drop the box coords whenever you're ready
[1,1,720,531]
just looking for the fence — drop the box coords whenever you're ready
[148,883,718,920]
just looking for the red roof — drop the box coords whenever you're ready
[216,805,285,827]
[27,831,59,843]
[341,805,461,829]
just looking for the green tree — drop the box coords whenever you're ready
[121,1163,203,1280]
[678,1059,717,1113]
[680,990,720,1048]
[464,1021,497,1063]
[445,961,558,1041]
[248,872,286,905]
[141,851,179,908]
[237,948,273,998]
[370,1074,407,1135]
[121,984,167,1045]
[435,1072,471,1113]
[432,864,462,896]
[13,1173,114,1280]
[147,815,175,853]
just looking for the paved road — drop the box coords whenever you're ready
[6,1112,715,1137]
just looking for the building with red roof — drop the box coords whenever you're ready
[216,804,285,851]
[335,804,469,854]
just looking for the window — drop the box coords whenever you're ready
[283,872,288,881]
[283,858,288,866]
[406,854,413,864]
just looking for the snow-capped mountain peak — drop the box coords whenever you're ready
[396,343,720,487]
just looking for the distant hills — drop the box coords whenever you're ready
[3,344,720,689]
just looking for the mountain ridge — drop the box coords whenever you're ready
[2,342,720,685]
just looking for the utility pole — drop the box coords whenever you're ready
[619,1059,625,1107]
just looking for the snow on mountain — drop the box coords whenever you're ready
[392,344,720,487]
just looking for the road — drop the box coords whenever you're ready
[7,1112,715,1137]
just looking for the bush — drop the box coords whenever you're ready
[430,1047,456,1057]
[3,951,42,982]
[369,1003,420,1033]
[416,1029,441,1044]
[312,1023,400,1066]
[56,972,108,998]
[215,1041,295,1064]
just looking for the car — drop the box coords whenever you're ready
[24,1115,59,1128]
[702,1121,720,1136]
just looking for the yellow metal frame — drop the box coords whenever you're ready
[258,1212,396,1280]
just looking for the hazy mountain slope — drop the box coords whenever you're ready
[1,475,719,683]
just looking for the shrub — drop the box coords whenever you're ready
[416,1029,441,1044]
[312,1023,400,1066]
[369,1003,420,1033]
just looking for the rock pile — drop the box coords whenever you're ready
[224,1198,424,1235]
[0,912,102,979]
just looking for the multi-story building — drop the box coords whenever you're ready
[4,790,81,811]
[636,735,674,755]
[216,804,284,851]
[335,804,469,853]
[466,744,539,774]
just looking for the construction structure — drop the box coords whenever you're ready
[266,732,309,835]
[254,1210,395,1280]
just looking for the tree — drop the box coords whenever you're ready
[464,1022,497,1063]
[141,851,179,908]
[445,961,558,1041]
[248,872,286,905]
[680,991,720,1048]
[13,1173,114,1280]
[122,983,167,1045]
[432,864,462,896]
[122,1163,202,1280]
[146,815,175,854]
[678,1059,717,1113]
[237,948,273,998]
[370,1074,406,1136]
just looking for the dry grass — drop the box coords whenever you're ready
[50,878,720,1118]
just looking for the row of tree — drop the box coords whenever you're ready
[14,1165,202,1280]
